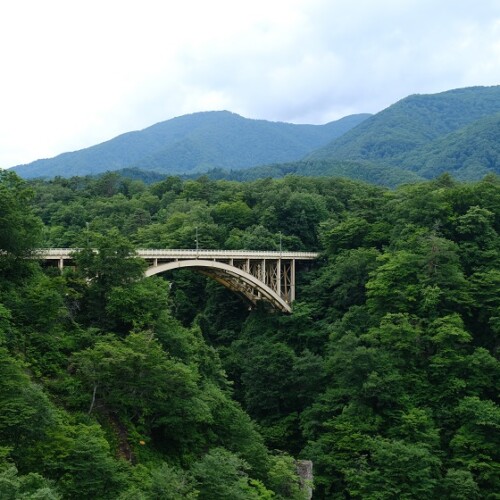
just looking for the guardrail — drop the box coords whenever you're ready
[34,248,320,259]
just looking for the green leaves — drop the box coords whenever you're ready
[55,424,128,499]
[0,171,42,257]
[267,454,309,500]
[71,229,147,330]
[211,200,255,230]
[0,349,56,452]
[1,169,499,499]
[0,463,61,500]
[73,332,199,422]
[450,397,500,488]
[366,234,469,317]
[105,278,170,331]
[191,448,274,500]
[345,437,441,499]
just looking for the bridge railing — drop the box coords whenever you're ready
[136,249,319,259]
[34,248,319,259]
[33,248,78,255]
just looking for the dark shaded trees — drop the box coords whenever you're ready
[2,170,499,498]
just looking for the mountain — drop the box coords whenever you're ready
[307,86,500,179]
[11,111,370,179]
[12,86,500,184]
[399,112,500,179]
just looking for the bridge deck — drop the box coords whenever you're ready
[35,248,319,312]
[35,248,319,260]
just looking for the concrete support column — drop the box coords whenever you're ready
[277,258,282,298]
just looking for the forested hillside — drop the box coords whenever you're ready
[308,86,500,180]
[202,159,424,188]
[310,86,500,161]
[11,112,369,179]
[1,169,499,498]
[400,112,500,179]
[90,158,424,190]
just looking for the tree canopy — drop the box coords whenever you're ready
[0,170,499,498]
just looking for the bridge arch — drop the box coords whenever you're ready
[145,259,292,313]
[36,248,319,313]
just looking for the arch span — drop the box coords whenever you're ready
[145,259,292,313]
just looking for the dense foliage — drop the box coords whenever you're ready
[1,169,499,498]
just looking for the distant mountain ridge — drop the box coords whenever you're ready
[11,85,500,184]
[399,112,500,180]
[309,86,500,161]
[11,111,370,179]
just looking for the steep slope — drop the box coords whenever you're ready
[308,86,500,164]
[12,111,370,179]
[399,112,500,180]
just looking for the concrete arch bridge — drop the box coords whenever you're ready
[37,249,319,313]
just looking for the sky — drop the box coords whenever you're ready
[1,0,500,168]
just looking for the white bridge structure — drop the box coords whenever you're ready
[37,249,319,313]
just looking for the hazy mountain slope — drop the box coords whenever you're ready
[180,159,424,188]
[11,111,370,179]
[102,157,421,188]
[134,112,371,173]
[13,86,500,183]
[399,112,500,180]
[308,86,500,163]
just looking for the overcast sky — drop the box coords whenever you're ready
[1,0,500,167]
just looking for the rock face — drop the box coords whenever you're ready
[296,460,313,499]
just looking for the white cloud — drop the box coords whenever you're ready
[1,0,499,167]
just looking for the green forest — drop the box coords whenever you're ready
[1,169,499,499]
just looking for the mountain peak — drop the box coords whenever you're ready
[12,112,369,179]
